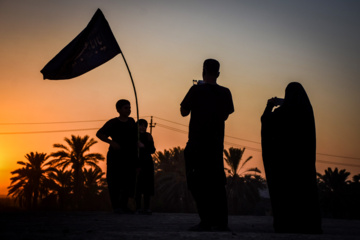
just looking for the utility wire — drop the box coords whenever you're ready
[317,159,360,168]
[0,116,152,125]
[225,135,261,145]
[156,123,188,134]
[156,122,360,168]
[224,141,262,152]
[0,128,98,135]
[0,120,106,125]
[316,153,360,160]
[1,115,360,161]
[154,116,262,144]
[155,123,262,151]
[155,118,360,160]
[153,116,188,127]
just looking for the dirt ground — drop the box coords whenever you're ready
[1,211,359,240]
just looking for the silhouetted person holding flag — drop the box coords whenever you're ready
[97,99,138,214]
[40,8,142,213]
[180,59,234,231]
[261,82,322,234]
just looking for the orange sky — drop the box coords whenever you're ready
[1,0,360,196]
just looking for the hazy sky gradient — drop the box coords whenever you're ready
[1,0,360,195]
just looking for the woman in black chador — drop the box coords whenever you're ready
[261,82,322,234]
[135,119,156,215]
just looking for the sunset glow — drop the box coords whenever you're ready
[1,0,360,196]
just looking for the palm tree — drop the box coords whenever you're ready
[223,147,265,214]
[80,167,107,210]
[48,135,105,208]
[349,174,360,218]
[83,167,106,196]
[224,147,260,177]
[317,167,351,193]
[8,152,53,209]
[317,167,351,218]
[154,147,184,173]
[47,169,73,209]
[353,174,360,183]
[153,147,194,212]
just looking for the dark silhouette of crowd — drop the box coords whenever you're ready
[96,59,322,234]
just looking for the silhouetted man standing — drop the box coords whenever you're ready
[180,59,234,231]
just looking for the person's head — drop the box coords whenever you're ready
[116,99,131,117]
[137,119,148,133]
[283,82,311,109]
[203,59,220,82]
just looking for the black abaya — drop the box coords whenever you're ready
[261,82,322,234]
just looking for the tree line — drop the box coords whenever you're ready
[5,135,360,218]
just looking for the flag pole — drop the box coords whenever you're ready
[120,52,140,201]
[120,52,139,122]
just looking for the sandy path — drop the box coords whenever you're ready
[1,212,359,240]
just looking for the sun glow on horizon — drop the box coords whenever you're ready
[1,1,360,197]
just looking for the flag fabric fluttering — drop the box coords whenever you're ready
[41,9,121,80]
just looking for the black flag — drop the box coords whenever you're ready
[41,9,121,80]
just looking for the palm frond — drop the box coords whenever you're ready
[53,143,69,151]
[240,156,253,169]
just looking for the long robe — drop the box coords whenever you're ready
[97,117,138,210]
[136,132,156,195]
[261,82,322,234]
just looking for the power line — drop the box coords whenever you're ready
[0,128,98,135]
[156,122,360,168]
[0,116,301,151]
[156,117,360,160]
[156,122,261,152]
[225,135,261,145]
[0,120,106,125]
[0,116,152,126]
[1,119,359,169]
[316,153,360,160]
[154,116,262,144]
[1,115,360,161]
[224,141,262,152]
[156,123,188,134]
[317,159,360,168]
[155,116,360,160]
[153,116,188,127]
